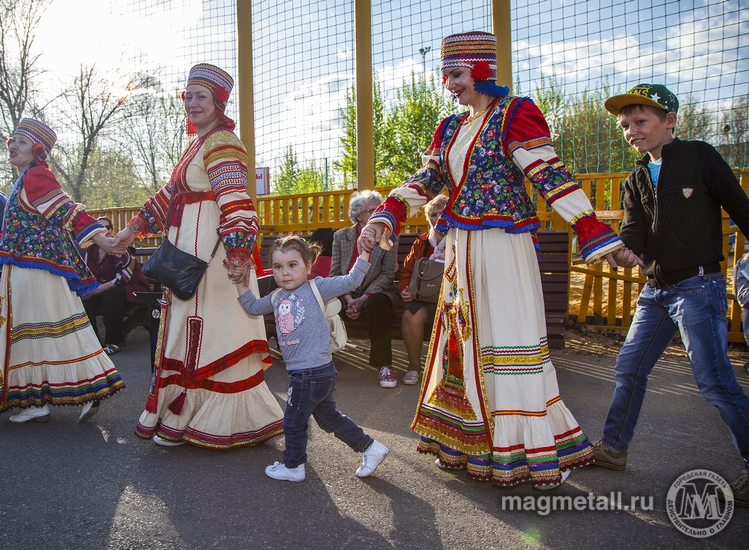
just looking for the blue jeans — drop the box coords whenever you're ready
[282,361,373,468]
[602,273,749,467]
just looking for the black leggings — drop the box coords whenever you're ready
[83,285,127,345]
[343,292,393,367]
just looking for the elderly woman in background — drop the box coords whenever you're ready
[398,194,448,386]
[329,190,399,388]
[114,63,283,449]
[0,118,124,424]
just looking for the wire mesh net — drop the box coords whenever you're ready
[1,0,747,205]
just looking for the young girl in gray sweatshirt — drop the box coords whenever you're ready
[237,235,389,482]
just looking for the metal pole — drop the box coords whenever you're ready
[419,46,431,75]
[492,0,512,95]
[236,0,256,203]
[354,0,374,190]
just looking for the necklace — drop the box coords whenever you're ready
[461,104,492,125]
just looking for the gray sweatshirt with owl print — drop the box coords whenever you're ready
[238,258,369,371]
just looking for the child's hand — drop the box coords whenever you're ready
[359,247,371,262]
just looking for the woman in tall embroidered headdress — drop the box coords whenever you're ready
[0,118,125,423]
[359,32,638,489]
[114,63,283,449]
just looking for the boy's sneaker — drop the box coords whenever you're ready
[356,440,389,477]
[402,370,420,385]
[378,367,397,388]
[265,461,305,482]
[591,440,627,470]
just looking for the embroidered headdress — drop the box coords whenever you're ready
[440,31,508,98]
[15,118,57,152]
[184,63,235,131]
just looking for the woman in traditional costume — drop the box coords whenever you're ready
[360,32,633,489]
[0,118,124,423]
[115,63,284,449]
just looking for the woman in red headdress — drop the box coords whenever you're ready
[0,118,124,424]
[115,64,283,449]
[360,32,639,490]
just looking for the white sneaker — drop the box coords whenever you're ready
[378,367,397,388]
[402,370,420,385]
[9,405,50,423]
[265,461,305,482]
[356,440,389,477]
[534,469,571,491]
[153,434,185,447]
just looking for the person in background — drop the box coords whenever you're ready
[360,32,631,489]
[593,84,749,508]
[399,194,448,385]
[237,235,389,482]
[308,227,335,278]
[83,217,151,355]
[735,250,749,374]
[113,63,284,449]
[0,118,124,424]
[330,190,399,388]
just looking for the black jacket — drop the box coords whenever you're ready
[620,139,749,286]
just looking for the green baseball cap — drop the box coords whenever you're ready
[605,84,679,116]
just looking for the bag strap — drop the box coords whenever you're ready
[163,183,222,264]
[270,287,282,305]
[309,279,327,316]
[422,235,431,259]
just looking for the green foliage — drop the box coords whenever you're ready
[336,72,457,189]
[273,145,332,195]
[379,73,456,186]
[333,75,388,187]
[77,146,150,208]
[719,94,749,169]
[539,85,638,175]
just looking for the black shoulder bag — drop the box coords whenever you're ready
[142,190,221,300]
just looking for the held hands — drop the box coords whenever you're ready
[604,247,645,271]
[92,233,117,255]
[225,260,251,292]
[112,227,136,256]
[344,294,368,320]
[358,223,384,254]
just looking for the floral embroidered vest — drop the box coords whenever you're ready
[0,173,96,295]
[437,96,540,233]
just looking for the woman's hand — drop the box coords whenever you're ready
[226,261,252,289]
[400,288,413,302]
[86,280,114,297]
[92,233,117,255]
[358,223,384,253]
[345,295,368,320]
[605,247,644,270]
[112,227,137,255]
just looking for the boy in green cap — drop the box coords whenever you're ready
[595,84,749,507]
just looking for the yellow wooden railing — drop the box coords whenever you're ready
[90,169,749,342]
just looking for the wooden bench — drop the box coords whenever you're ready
[257,230,570,349]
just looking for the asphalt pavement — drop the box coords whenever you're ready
[1,328,747,550]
